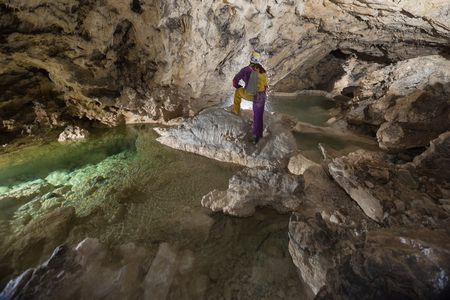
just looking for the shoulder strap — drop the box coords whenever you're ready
[245,70,258,95]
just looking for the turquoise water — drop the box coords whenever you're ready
[0,126,137,186]
[0,125,312,299]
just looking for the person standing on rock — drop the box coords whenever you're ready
[232,51,268,144]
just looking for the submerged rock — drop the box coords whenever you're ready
[202,167,303,217]
[58,126,89,143]
[0,238,149,300]
[0,179,51,210]
[155,108,297,168]
[143,243,178,300]
[1,206,76,277]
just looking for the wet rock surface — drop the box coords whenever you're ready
[155,108,297,168]
[202,167,303,217]
[58,126,89,143]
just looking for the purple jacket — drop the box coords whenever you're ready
[232,66,252,89]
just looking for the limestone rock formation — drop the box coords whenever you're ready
[155,108,297,168]
[328,151,386,222]
[328,140,450,225]
[2,0,450,298]
[58,126,89,143]
[202,167,303,217]
[345,55,450,150]
[288,153,321,176]
[316,228,450,300]
[408,131,450,184]
[289,133,450,295]
[274,51,348,93]
[287,161,377,294]
[1,0,449,143]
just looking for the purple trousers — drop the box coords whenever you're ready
[253,92,266,139]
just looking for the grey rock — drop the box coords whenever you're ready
[144,243,178,300]
[316,228,450,300]
[155,108,297,168]
[202,167,303,217]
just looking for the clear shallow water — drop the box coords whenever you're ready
[0,94,378,298]
[267,95,335,126]
[0,125,312,299]
[0,127,137,186]
[294,131,379,162]
[267,94,377,161]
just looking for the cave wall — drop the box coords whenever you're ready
[0,0,449,130]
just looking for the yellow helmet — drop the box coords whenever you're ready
[250,51,261,64]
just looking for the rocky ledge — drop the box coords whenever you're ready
[155,108,297,169]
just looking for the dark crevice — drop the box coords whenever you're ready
[130,0,143,14]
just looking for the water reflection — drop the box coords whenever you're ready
[267,95,335,126]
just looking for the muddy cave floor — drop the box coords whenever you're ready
[0,95,431,299]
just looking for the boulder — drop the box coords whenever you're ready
[155,108,297,169]
[317,228,450,300]
[328,151,385,222]
[377,84,450,151]
[328,141,450,225]
[202,167,303,217]
[408,131,450,186]
[288,212,361,294]
[345,55,450,150]
[288,153,321,175]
